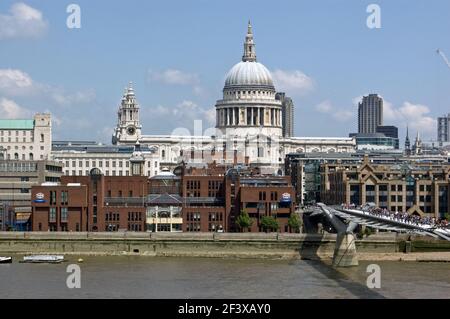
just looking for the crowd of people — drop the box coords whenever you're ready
[341,203,449,229]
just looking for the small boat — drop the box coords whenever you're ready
[23,255,65,263]
[0,257,12,264]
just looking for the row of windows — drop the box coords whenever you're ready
[128,212,143,221]
[65,170,156,176]
[186,212,201,221]
[62,160,157,169]
[1,137,36,143]
[48,207,68,222]
[48,191,68,205]
[186,180,201,190]
[106,190,135,197]
[225,90,274,98]
[186,223,201,232]
[0,130,32,136]
[0,153,43,161]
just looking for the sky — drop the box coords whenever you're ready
[0,0,450,145]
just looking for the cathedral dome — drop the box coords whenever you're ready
[224,61,274,89]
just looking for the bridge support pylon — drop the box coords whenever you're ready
[332,232,359,267]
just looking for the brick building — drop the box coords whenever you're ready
[31,169,147,232]
[181,163,296,233]
[31,163,297,233]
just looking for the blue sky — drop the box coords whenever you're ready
[0,0,449,144]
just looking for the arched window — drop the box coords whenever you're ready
[162,150,165,159]
[29,153,34,160]
[40,134,44,142]
[14,153,19,160]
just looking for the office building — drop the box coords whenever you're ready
[358,94,383,134]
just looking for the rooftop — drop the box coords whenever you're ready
[0,119,34,130]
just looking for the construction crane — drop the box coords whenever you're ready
[437,49,450,69]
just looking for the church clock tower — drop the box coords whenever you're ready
[112,82,142,145]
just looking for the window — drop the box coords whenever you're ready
[162,150,165,159]
[49,207,56,222]
[61,191,68,205]
[129,190,133,197]
[61,208,68,223]
[40,134,44,142]
[72,161,76,167]
[50,191,56,205]
[14,153,18,160]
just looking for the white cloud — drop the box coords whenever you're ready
[397,102,435,135]
[350,96,436,137]
[0,68,96,107]
[148,69,199,85]
[0,3,48,39]
[50,89,96,106]
[0,98,33,118]
[333,110,354,122]
[148,69,206,96]
[272,69,314,95]
[0,69,34,95]
[315,100,354,122]
[315,100,332,113]
[144,100,215,133]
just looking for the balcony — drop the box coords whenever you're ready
[104,197,145,207]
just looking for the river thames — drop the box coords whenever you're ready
[0,256,449,298]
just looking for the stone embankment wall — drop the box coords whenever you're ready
[0,232,446,259]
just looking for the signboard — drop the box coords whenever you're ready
[280,193,292,203]
[33,193,46,203]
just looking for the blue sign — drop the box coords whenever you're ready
[34,193,46,203]
[280,193,292,203]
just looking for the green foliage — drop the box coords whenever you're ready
[260,216,279,232]
[364,227,373,237]
[235,209,253,231]
[288,213,302,233]
[444,213,450,221]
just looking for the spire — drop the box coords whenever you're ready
[404,125,411,155]
[127,81,135,96]
[242,20,256,62]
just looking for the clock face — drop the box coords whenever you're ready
[127,126,136,135]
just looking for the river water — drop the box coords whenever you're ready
[0,256,449,298]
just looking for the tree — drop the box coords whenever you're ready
[235,209,253,232]
[260,216,279,232]
[288,213,302,233]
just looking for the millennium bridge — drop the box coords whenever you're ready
[306,203,450,267]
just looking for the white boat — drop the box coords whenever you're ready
[23,255,65,263]
[0,257,12,264]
